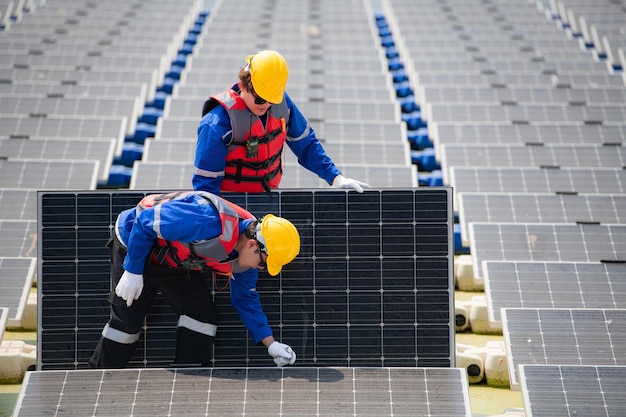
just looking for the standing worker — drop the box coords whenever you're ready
[89,190,301,368]
[193,49,371,195]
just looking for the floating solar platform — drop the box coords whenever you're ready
[0,257,36,328]
[469,222,626,280]
[440,143,626,184]
[483,260,626,327]
[14,367,471,417]
[130,162,418,190]
[38,189,453,370]
[519,365,626,417]
[0,159,99,190]
[502,308,626,389]
[457,192,626,246]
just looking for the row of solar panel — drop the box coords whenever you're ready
[0,0,204,344]
[386,0,626,415]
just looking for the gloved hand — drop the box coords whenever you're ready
[115,271,144,307]
[332,174,371,193]
[268,341,296,367]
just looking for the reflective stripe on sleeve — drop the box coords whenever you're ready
[194,167,225,178]
[102,323,140,344]
[178,315,217,337]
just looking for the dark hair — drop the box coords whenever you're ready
[238,68,254,94]
[243,220,259,240]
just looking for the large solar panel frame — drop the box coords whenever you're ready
[502,308,626,389]
[468,222,626,280]
[519,365,626,417]
[483,260,626,326]
[37,189,454,370]
[14,367,472,417]
[0,159,99,190]
[457,192,626,246]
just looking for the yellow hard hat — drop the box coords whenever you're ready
[245,50,288,104]
[256,214,300,276]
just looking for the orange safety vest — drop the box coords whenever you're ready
[206,86,289,193]
[137,191,255,274]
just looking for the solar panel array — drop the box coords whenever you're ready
[134,0,416,190]
[385,0,626,414]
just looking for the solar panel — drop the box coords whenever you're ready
[14,367,471,417]
[143,140,411,166]
[519,365,626,417]
[0,188,38,220]
[38,189,453,370]
[130,162,418,189]
[502,308,626,388]
[457,192,626,246]
[0,138,116,181]
[483,260,626,326]
[0,257,36,328]
[469,222,626,279]
[425,103,626,124]
[0,95,141,134]
[417,85,626,107]
[440,143,626,184]
[449,167,626,200]
[0,159,99,190]
[0,220,37,258]
[0,81,149,103]
[431,124,626,158]
[1,115,127,156]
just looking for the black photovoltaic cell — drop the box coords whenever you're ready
[519,365,626,417]
[14,367,471,417]
[37,189,454,370]
[502,308,626,388]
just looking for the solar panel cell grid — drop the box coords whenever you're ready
[38,190,452,370]
[14,367,472,417]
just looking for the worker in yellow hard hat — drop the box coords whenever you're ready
[89,190,300,369]
[194,49,371,195]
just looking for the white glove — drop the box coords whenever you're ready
[332,174,371,193]
[115,271,144,307]
[268,341,296,367]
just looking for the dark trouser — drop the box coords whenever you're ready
[88,235,218,368]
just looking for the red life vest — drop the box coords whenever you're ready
[208,86,289,193]
[137,191,255,274]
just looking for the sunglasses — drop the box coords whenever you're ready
[256,239,267,269]
[251,89,268,105]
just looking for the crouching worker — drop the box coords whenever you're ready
[88,190,300,369]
